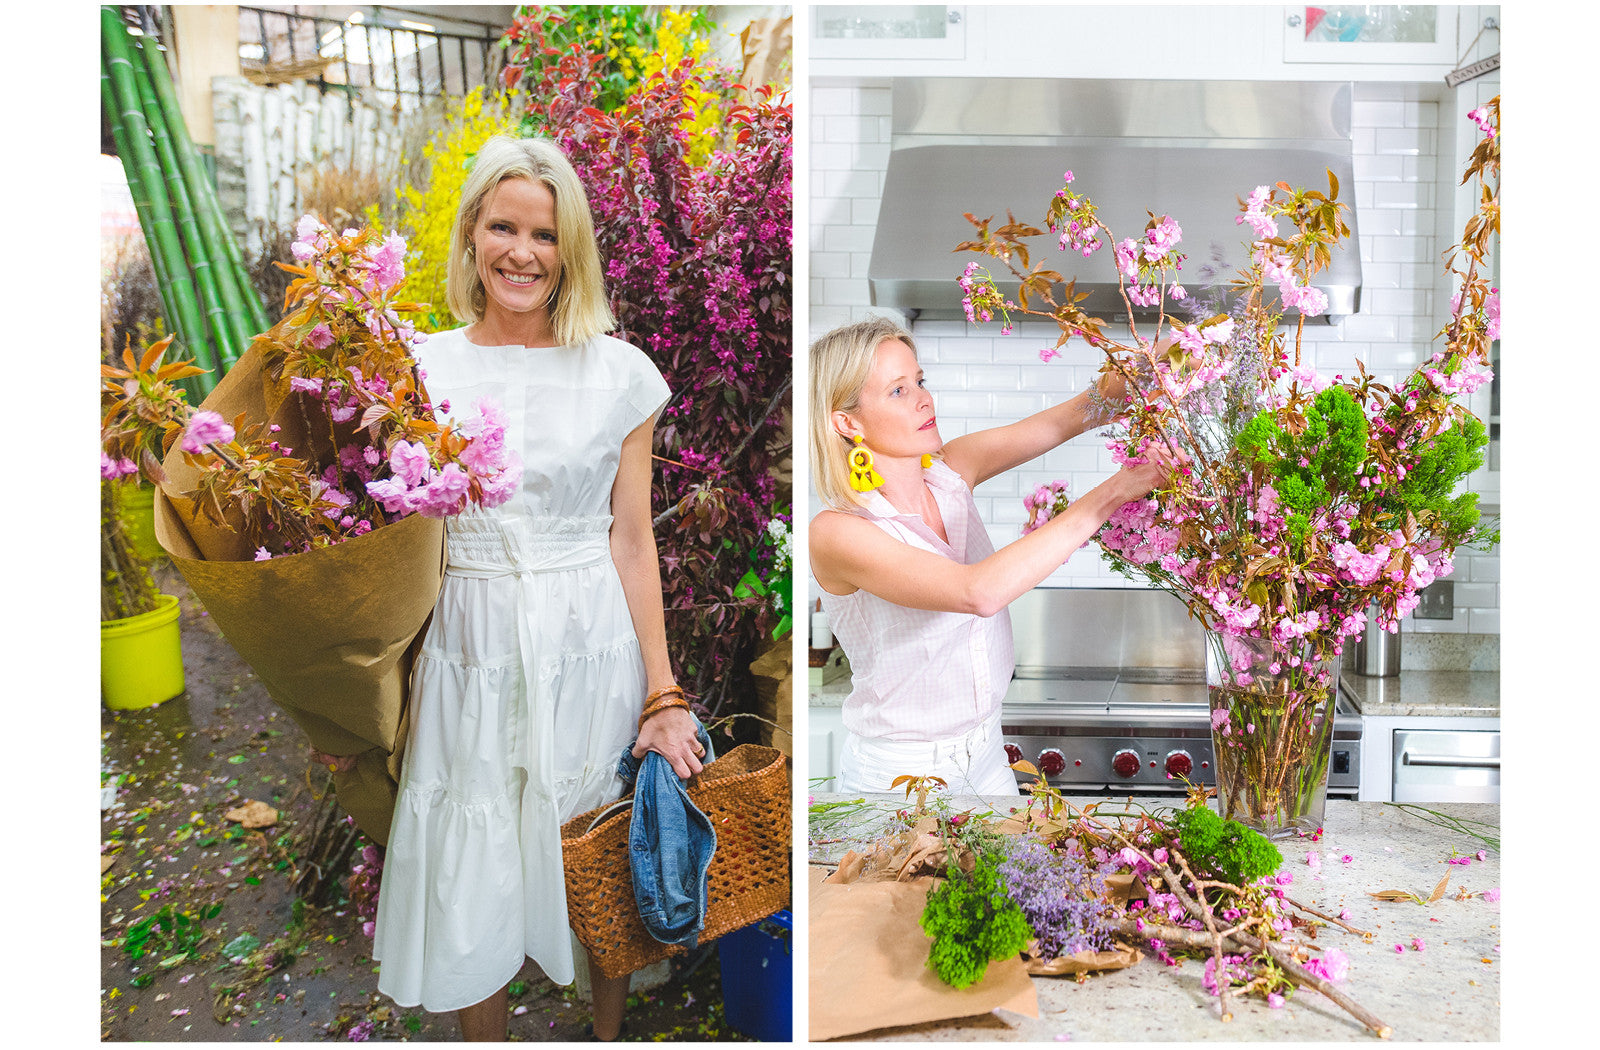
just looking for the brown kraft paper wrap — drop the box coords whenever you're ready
[808,866,1038,1041]
[153,343,447,845]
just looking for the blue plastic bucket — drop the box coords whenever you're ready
[718,909,792,1041]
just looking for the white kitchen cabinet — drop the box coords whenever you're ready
[808,702,847,788]
[811,4,967,61]
[811,4,1487,81]
[1282,5,1463,65]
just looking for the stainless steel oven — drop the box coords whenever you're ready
[1000,588,1363,799]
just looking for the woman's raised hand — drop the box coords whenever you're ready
[1120,437,1190,497]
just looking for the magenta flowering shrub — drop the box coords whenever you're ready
[101,217,522,557]
[518,44,793,717]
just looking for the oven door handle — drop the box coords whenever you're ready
[1400,751,1500,770]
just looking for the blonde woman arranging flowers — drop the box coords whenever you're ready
[367,136,702,1042]
[809,317,1183,797]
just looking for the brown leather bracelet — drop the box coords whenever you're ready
[645,685,685,705]
[638,694,691,728]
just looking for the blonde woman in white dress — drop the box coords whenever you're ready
[367,136,703,1042]
[809,318,1180,796]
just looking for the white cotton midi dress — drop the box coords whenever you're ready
[372,327,669,1013]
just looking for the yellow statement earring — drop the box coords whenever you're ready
[848,436,885,492]
[921,454,933,468]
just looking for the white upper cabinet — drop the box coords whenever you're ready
[811,4,967,61]
[1282,5,1461,65]
[810,5,1486,82]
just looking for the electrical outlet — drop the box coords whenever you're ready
[1414,580,1454,620]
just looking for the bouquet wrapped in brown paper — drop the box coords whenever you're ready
[102,217,521,843]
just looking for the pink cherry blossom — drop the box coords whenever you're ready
[181,410,235,453]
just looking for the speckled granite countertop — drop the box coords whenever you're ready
[1341,670,1500,718]
[808,794,1501,1042]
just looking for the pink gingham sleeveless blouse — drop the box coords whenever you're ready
[819,459,1015,742]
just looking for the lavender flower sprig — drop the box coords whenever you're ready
[996,834,1114,960]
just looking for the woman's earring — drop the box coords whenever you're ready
[848,436,884,493]
[921,454,933,469]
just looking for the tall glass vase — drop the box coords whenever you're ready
[1204,632,1339,840]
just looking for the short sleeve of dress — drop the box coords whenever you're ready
[624,344,671,432]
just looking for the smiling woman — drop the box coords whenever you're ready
[369,135,702,1043]
[470,176,562,329]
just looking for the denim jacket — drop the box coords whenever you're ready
[615,722,717,948]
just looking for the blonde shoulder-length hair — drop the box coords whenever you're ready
[809,316,920,512]
[445,135,615,345]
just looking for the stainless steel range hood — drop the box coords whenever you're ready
[868,79,1362,324]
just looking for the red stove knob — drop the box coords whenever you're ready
[1038,748,1067,777]
[1003,743,1024,765]
[1164,750,1193,779]
[1112,749,1141,779]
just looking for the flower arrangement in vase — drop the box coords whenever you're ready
[960,99,1500,838]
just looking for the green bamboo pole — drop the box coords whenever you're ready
[136,24,268,351]
[101,6,217,380]
[131,42,237,368]
[100,66,179,349]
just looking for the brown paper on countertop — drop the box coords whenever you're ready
[154,344,446,845]
[1022,942,1143,976]
[808,866,1038,1041]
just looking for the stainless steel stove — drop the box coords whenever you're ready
[1000,589,1364,798]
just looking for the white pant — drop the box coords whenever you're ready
[839,709,1020,797]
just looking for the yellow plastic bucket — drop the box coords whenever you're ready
[101,593,185,710]
[119,482,164,561]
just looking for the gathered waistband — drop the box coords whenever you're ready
[446,512,613,575]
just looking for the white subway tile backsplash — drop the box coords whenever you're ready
[821,168,880,199]
[934,337,996,363]
[1372,181,1431,209]
[1352,99,1406,127]
[1352,154,1405,182]
[1374,127,1432,156]
[821,278,872,306]
[822,115,884,144]
[811,251,850,278]
[820,223,876,253]
[810,79,1497,632]
[1360,262,1402,289]
[811,87,853,116]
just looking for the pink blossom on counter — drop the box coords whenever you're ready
[1305,947,1349,983]
[1482,888,1500,902]
[1340,854,1353,864]
[1410,938,1426,952]
[1267,993,1285,1009]
[1305,850,1321,869]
